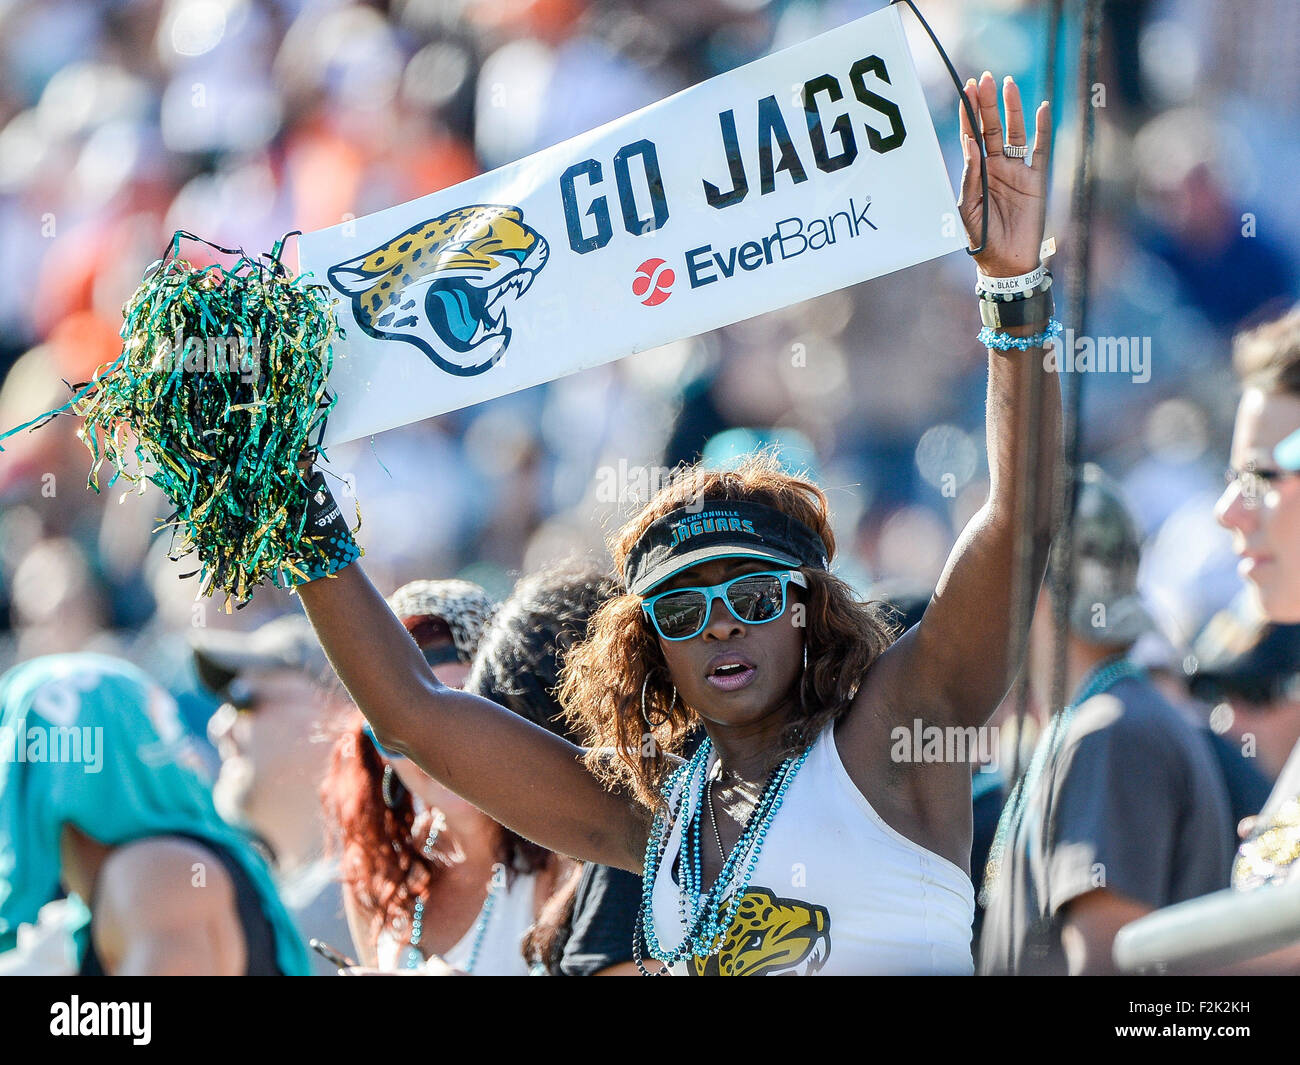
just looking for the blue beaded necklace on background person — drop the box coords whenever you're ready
[634,734,813,975]
[401,811,506,973]
[979,653,1147,908]
[403,866,505,972]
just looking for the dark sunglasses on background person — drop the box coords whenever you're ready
[421,643,462,669]
[641,569,807,641]
[223,677,260,713]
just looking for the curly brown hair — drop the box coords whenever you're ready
[558,452,898,810]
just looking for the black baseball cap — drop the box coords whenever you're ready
[190,614,330,699]
[1188,614,1300,706]
[623,499,829,597]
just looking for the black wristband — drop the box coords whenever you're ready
[979,282,1055,329]
[288,471,360,585]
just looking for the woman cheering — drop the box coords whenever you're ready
[290,71,1059,975]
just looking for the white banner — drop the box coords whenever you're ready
[299,4,966,446]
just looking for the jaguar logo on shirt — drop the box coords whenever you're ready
[691,887,831,976]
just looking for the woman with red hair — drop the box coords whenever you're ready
[322,579,565,973]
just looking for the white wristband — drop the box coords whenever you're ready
[976,263,1046,297]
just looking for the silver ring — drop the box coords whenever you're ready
[1002,144,1030,159]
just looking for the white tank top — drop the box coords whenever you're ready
[376,870,537,975]
[650,725,975,975]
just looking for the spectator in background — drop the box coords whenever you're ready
[323,578,571,975]
[1216,305,1300,624]
[1113,305,1300,974]
[1120,623,1271,868]
[1135,110,1297,334]
[1213,307,1300,901]
[193,615,354,976]
[455,559,673,975]
[979,465,1234,975]
[462,560,658,975]
[0,654,309,975]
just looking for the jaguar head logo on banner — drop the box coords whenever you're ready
[327,204,550,378]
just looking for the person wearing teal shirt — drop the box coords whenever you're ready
[0,653,310,975]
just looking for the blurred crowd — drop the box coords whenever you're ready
[1,0,1299,709]
[1,0,1299,978]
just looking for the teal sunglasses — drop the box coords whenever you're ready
[641,569,807,641]
[363,721,402,760]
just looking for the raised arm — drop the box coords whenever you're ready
[871,73,1061,729]
[298,561,648,872]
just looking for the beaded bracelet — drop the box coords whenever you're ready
[978,316,1063,351]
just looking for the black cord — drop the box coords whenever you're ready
[267,230,302,277]
[1008,0,1068,793]
[162,228,303,279]
[977,0,1071,972]
[890,0,987,256]
[1044,0,1105,842]
[1037,0,1106,967]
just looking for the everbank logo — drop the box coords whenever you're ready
[632,258,674,305]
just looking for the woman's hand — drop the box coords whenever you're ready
[421,954,462,976]
[339,956,463,976]
[957,72,1051,278]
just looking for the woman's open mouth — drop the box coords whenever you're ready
[706,659,757,692]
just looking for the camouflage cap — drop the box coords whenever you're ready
[386,579,496,664]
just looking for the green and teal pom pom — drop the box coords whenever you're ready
[3,231,361,610]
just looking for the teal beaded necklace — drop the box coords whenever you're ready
[635,735,812,974]
[980,654,1147,907]
[402,862,506,973]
